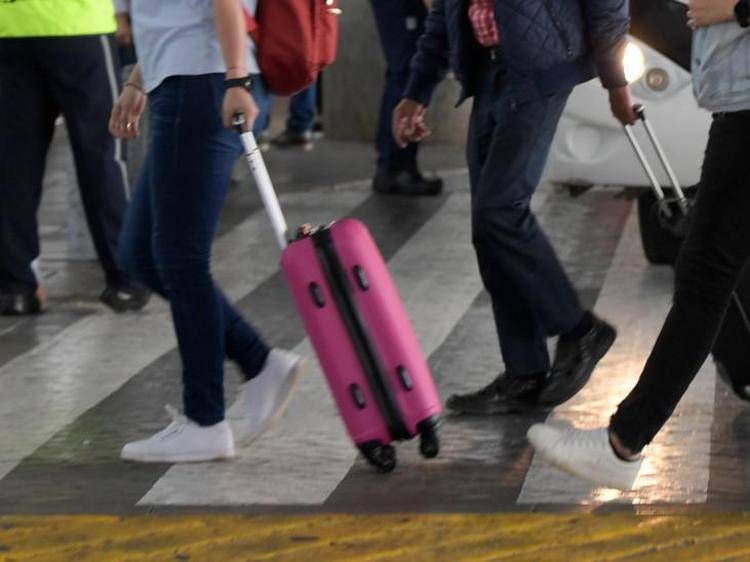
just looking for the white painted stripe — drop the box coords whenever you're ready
[138,177,491,507]
[517,208,716,505]
[0,188,369,482]
[99,35,130,201]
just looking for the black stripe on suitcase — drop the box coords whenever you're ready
[311,228,411,442]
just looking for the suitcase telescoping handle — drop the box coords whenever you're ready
[233,114,289,250]
[623,105,690,217]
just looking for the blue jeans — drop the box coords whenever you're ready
[468,55,582,377]
[118,74,270,426]
[286,84,316,134]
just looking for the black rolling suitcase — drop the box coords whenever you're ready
[625,105,750,400]
[623,105,693,265]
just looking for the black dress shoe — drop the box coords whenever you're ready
[100,284,151,313]
[0,292,45,316]
[372,169,443,196]
[446,373,549,415]
[538,315,617,407]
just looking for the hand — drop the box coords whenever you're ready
[115,13,133,48]
[393,99,431,148]
[109,83,146,139]
[687,0,736,28]
[608,86,638,126]
[223,86,259,131]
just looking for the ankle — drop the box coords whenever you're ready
[561,311,594,342]
[608,429,640,462]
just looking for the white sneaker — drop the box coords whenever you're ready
[121,405,235,463]
[228,349,305,446]
[527,423,643,491]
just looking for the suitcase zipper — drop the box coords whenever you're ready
[311,228,411,441]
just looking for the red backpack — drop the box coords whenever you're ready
[244,1,341,96]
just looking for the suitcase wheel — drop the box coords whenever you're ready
[360,441,397,473]
[418,416,441,459]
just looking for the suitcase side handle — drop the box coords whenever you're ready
[623,105,690,216]
[233,114,289,250]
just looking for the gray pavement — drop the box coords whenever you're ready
[0,127,746,516]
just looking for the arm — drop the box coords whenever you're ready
[109,64,147,139]
[580,0,637,125]
[213,0,259,129]
[688,0,736,27]
[402,0,450,107]
[114,0,132,47]
[579,0,630,89]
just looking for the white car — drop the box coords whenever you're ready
[547,0,711,192]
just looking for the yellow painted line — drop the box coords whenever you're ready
[3,514,750,561]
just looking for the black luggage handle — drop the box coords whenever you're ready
[623,105,690,217]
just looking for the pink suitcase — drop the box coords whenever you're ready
[234,117,442,472]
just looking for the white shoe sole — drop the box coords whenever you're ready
[121,448,236,464]
[234,358,307,448]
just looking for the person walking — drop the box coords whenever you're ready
[370,0,443,196]
[270,84,318,150]
[0,0,150,315]
[112,0,303,463]
[394,0,635,415]
[528,0,750,491]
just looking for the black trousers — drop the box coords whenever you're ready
[468,55,583,376]
[611,111,750,452]
[0,36,129,294]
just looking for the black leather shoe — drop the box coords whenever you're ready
[0,292,45,316]
[538,315,617,406]
[446,373,548,415]
[100,284,151,313]
[372,169,443,196]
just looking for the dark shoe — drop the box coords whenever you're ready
[446,373,548,415]
[372,169,443,197]
[100,284,151,313]
[538,315,617,406]
[0,292,46,316]
[270,129,314,150]
[311,120,324,140]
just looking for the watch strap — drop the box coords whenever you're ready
[224,75,253,91]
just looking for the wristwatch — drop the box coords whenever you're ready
[735,0,750,28]
[224,75,252,92]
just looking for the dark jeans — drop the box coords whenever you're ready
[0,36,129,293]
[286,84,317,134]
[118,74,270,426]
[370,0,426,173]
[468,54,583,377]
[611,111,750,452]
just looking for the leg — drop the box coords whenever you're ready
[147,74,269,425]
[118,101,270,385]
[0,39,57,297]
[369,0,423,173]
[369,0,441,196]
[40,35,130,288]
[250,73,271,136]
[472,86,582,377]
[286,84,316,134]
[611,114,750,453]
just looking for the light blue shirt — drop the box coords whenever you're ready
[693,23,750,113]
[130,0,259,93]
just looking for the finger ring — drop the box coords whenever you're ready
[125,122,133,130]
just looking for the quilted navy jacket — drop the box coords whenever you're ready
[404,0,630,105]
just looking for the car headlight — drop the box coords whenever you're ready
[623,42,646,84]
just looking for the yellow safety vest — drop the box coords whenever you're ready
[0,0,116,38]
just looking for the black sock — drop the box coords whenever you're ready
[561,311,594,342]
[608,434,640,463]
